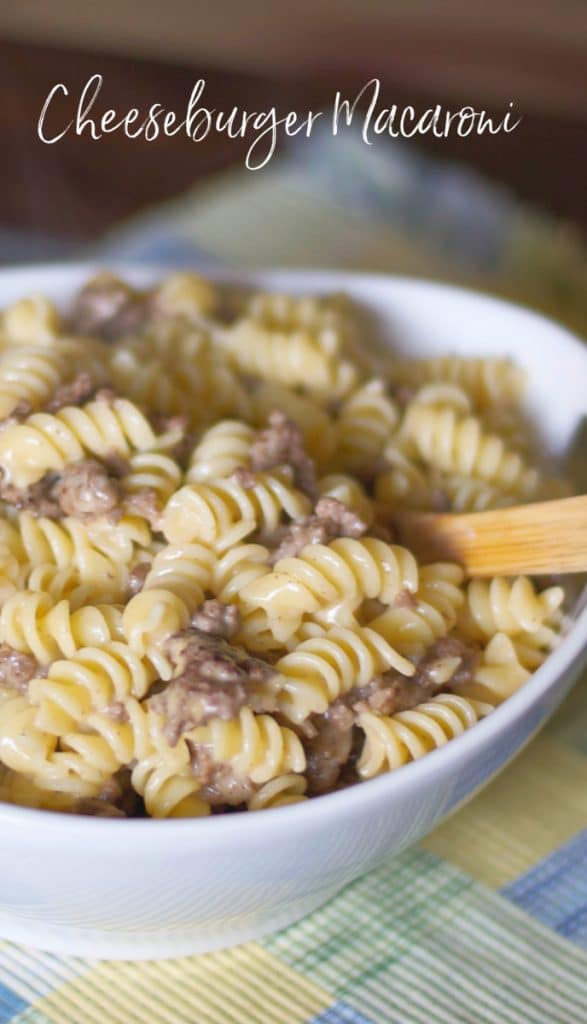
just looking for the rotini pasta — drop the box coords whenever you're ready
[0,592,123,662]
[5,511,145,595]
[458,577,564,641]
[185,706,306,786]
[241,538,419,641]
[274,624,413,723]
[247,773,307,810]
[357,694,494,778]
[216,319,356,397]
[161,472,311,549]
[0,398,182,488]
[335,380,398,472]
[401,404,539,499]
[186,420,257,483]
[29,642,155,735]
[387,356,524,407]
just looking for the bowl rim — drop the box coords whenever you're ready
[0,262,585,840]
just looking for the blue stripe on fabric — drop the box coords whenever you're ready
[503,829,587,948]
[307,1002,378,1024]
[0,981,27,1023]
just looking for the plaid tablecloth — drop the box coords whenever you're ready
[1,130,586,1024]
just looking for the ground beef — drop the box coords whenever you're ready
[314,497,367,537]
[0,455,124,523]
[270,496,367,561]
[73,798,127,817]
[300,635,480,793]
[302,702,355,795]
[187,745,255,806]
[231,466,257,489]
[103,451,130,478]
[44,372,97,413]
[73,769,140,817]
[351,635,481,717]
[0,645,38,692]
[0,400,33,431]
[392,385,417,408]
[150,628,277,745]
[69,272,148,341]
[126,561,151,597]
[190,599,241,640]
[94,387,118,404]
[249,410,317,497]
[51,459,124,522]
[102,701,129,723]
[433,635,481,689]
[0,470,62,518]
[124,487,162,528]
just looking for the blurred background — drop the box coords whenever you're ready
[0,0,585,325]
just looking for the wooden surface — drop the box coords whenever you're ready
[0,38,586,244]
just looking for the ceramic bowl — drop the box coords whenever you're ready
[0,265,585,959]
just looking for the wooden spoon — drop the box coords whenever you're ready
[394,494,587,576]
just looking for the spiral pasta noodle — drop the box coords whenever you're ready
[29,642,155,735]
[161,472,311,549]
[241,538,419,641]
[401,404,539,499]
[275,624,413,723]
[357,694,494,778]
[388,356,524,407]
[216,319,356,397]
[0,398,182,488]
[186,420,257,482]
[121,542,215,677]
[459,577,564,641]
[0,591,123,662]
[0,345,67,418]
[365,565,465,661]
[335,380,398,472]
[247,773,307,810]
[123,451,182,513]
[243,290,345,354]
[5,511,146,596]
[186,706,306,785]
[250,382,337,465]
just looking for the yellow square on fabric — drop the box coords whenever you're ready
[423,732,587,888]
[34,943,333,1024]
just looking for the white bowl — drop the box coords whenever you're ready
[0,264,585,960]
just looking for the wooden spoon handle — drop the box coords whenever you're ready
[395,494,587,576]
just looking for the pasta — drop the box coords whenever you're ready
[335,380,399,472]
[458,577,564,641]
[0,592,123,662]
[2,511,145,599]
[30,643,155,734]
[247,773,308,810]
[387,355,524,407]
[186,420,257,482]
[0,397,182,489]
[401,404,540,499]
[161,472,311,549]
[216,319,356,397]
[240,538,419,641]
[274,624,412,723]
[0,271,570,817]
[357,694,494,778]
[185,706,306,785]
